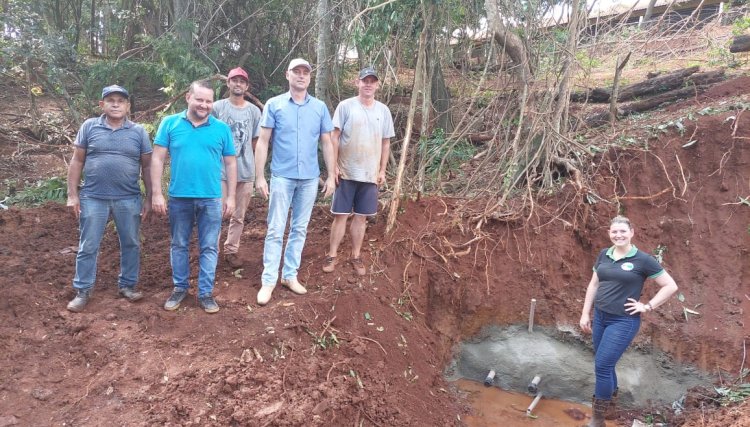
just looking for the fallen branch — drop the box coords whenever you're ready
[720,196,750,206]
[132,74,264,121]
[356,336,387,355]
[675,154,688,197]
[572,66,699,103]
[586,84,707,128]
[730,34,750,53]
[617,187,671,200]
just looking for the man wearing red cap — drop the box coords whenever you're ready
[212,67,262,269]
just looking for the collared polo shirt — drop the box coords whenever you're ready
[75,115,152,199]
[593,245,665,316]
[154,111,235,198]
[261,92,333,179]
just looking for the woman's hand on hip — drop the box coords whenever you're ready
[624,298,649,315]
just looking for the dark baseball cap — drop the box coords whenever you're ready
[358,67,379,80]
[101,85,129,99]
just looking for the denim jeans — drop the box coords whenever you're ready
[73,196,142,290]
[261,175,318,286]
[168,197,222,297]
[592,308,641,399]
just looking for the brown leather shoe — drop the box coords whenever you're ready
[225,253,243,269]
[351,258,366,276]
[322,256,337,273]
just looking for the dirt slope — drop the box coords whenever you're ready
[0,77,748,426]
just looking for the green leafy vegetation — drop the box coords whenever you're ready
[418,128,477,188]
[715,381,750,406]
[5,177,67,207]
[643,411,667,425]
[575,50,602,70]
[707,46,736,67]
[732,15,750,36]
[308,329,340,351]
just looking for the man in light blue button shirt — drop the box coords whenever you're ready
[254,58,335,305]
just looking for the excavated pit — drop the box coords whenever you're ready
[447,325,710,408]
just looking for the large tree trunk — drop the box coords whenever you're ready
[622,86,705,114]
[609,52,632,125]
[89,0,97,54]
[484,0,532,87]
[314,0,332,107]
[429,36,452,134]
[122,0,137,52]
[416,2,435,194]
[618,66,698,101]
[72,0,84,49]
[642,0,658,26]
[141,0,164,37]
[386,6,428,234]
[553,0,582,133]
[173,0,191,44]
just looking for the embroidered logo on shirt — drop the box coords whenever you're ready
[621,262,634,271]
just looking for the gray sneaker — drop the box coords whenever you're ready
[118,287,143,302]
[164,288,187,311]
[67,289,92,313]
[198,295,220,313]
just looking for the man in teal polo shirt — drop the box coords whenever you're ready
[151,79,237,313]
[254,58,336,305]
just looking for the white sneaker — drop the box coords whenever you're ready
[257,285,275,306]
[281,278,307,295]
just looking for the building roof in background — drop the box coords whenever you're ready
[451,0,725,45]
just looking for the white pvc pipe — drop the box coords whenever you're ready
[484,370,496,387]
[528,298,537,333]
[527,375,541,394]
[526,393,543,416]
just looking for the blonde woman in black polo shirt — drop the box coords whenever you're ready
[579,216,678,427]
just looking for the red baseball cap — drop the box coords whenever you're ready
[227,67,249,81]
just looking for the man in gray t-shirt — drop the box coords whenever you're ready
[66,85,153,312]
[322,67,395,276]
[212,67,262,268]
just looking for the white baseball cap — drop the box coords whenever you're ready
[287,58,312,71]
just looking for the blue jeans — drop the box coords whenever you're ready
[592,308,641,399]
[261,176,318,286]
[168,197,222,297]
[73,196,142,290]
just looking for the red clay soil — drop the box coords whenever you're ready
[0,77,749,427]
